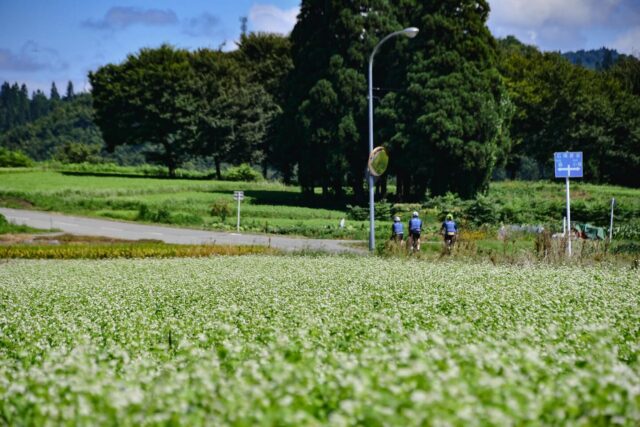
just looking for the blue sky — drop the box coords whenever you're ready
[1,0,639,95]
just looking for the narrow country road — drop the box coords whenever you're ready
[0,208,366,254]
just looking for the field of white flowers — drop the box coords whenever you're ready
[1,256,639,425]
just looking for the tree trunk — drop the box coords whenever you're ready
[396,174,403,202]
[376,175,388,200]
[281,163,293,185]
[215,157,222,180]
[350,171,365,203]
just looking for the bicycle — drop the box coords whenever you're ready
[409,232,421,253]
[443,232,456,255]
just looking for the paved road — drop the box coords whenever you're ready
[0,208,365,254]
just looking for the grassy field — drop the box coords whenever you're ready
[1,256,639,425]
[0,169,364,239]
[1,168,639,245]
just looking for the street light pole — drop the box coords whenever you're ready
[368,27,419,252]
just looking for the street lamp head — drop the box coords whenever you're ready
[402,27,420,38]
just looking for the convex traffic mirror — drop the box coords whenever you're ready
[368,146,389,177]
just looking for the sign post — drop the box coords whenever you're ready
[233,191,244,232]
[554,152,583,257]
[366,147,390,252]
[609,198,615,241]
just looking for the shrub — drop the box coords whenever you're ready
[0,148,33,167]
[347,202,392,221]
[0,213,9,233]
[53,142,102,164]
[170,212,203,226]
[210,200,232,221]
[465,194,500,226]
[136,204,173,223]
[516,156,541,181]
[615,222,640,240]
[223,164,263,182]
[154,207,172,223]
[137,204,153,221]
[424,192,466,219]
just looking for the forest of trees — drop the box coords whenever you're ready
[0,81,73,133]
[1,0,639,200]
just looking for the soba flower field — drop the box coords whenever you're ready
[1,256,639,425]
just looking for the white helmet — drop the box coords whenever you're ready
[394,216,400,222]
[412,211,419,217]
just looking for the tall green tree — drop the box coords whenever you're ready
[0,82,31,132]
[65,81,75,100]
[89,45,198,176]
[237,33,293,177]
[390,0,511,199]
[30,90,50,120]
[285,0,398,197]
[609,55,640,96]
[285,0,509,200]
[498,36,640,187]
[189,48,278,179]
[50,82,61,103]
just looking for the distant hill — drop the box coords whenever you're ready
[562,48,621,70]
[0,94,103,161]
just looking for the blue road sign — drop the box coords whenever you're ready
[554,152,583,178]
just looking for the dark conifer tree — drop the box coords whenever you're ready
[65,81,75,99]
[392,0,511,198]
[30,90,50,120]
[50,82,61,102]
[19,84,30,123]
[285,0,398,198]
[0,82,11,131]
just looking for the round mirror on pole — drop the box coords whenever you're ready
[368,146,389,177]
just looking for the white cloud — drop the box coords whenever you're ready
[489,0,621,27]
[248,4,299,34]
[183,13,221,37]
[0,41,67,72]
[83,7,178,31]
[487,0,640,51]
[611,27,640,56]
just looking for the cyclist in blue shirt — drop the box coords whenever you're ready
[408,211,422,251]
[391,216,404,242]
[441,213,458,248]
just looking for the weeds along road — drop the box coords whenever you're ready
[0,208,365,254]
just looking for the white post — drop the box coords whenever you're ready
[367,27,419,253]
[368,51,375,252]
[609,197,615,241]
[566,176,571,256]
[236,197,241,232]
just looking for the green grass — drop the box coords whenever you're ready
[490,180,640,224]
[0,212,52,234]
[0,169,371,239]
[0,222,47,234]
[1,257,639,424]
[1,168,639,242]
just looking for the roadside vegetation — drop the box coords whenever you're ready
[1,169,638,246]
[0,242,276,259]
[0,211,47,234]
